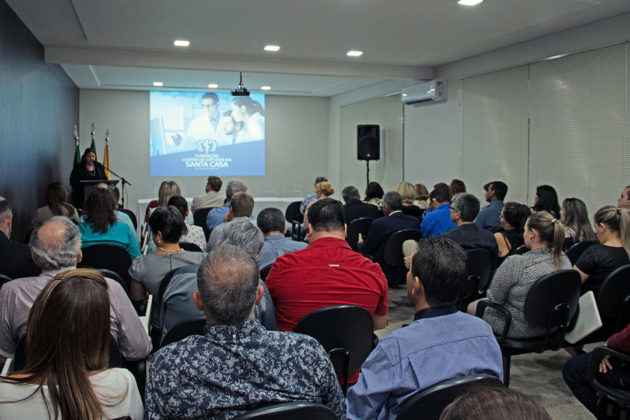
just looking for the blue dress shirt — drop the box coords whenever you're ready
[206,202,230,231]
[420,203,456,238]
[475,200,503,231]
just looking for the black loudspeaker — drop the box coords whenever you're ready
[357,125,380,161]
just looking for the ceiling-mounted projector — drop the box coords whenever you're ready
[231,72,250,96]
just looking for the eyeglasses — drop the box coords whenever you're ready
[448,206,456,211]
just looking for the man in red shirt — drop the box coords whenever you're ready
[266,198,388,332]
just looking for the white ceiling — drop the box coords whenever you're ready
[7,0,630,96]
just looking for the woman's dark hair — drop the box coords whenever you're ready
[84,188,116,234]
[594,206,630,257]
[502,202,531,232]
[232,97,265,117]
[167,196,189,237]
[533,185,560,218]
[1,269,113,419]
[81,148,97,165]
[527,210,566,268]
[449,179,466,196]
[562,198,596,242]
[149,206,186,244]
[365,182,384,201]
[415,184,429,201]
[46,182,74,217]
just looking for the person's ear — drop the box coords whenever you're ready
[254,285,264,306]
[76,249,83,265]
[193,291,205,311]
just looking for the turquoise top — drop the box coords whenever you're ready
[79,220,141,260]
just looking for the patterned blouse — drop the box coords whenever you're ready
[146,320,345,419]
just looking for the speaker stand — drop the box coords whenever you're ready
[366,160,370,186]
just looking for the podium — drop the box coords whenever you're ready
[81,180,119,206]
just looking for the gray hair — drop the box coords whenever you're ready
[314,176,328,186]
[342,186,360,203]
[217,221,264,257]
[451,193,480,222]
[226,179,247,201]
[383,191,403,211]
[0,200,11,222]
[29,216,81,271]
[197,245,260,324]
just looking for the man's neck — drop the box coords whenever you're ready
[489,197,501,203]
[309,230,345,242]
[264,231,284,237]
[457,221,474,227]
[414,300,430,313]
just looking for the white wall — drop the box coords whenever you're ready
[79,90,329,209]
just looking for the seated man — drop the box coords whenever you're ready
[206,192,255,251]
[346,237,503,419]
[206,179,247,231]
[342,185,381,224]
[256,207,307,269]
[0,217,151,365]
[191,176,225,213]
[442,193,498,258]
[475,181,507,232]
[161,221,277,339]
[420,183,456,237]
[0,200,40,279]
[146,245,345,419]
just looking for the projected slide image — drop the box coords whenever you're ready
[150,91,265,176]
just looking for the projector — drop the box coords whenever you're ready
[231,87,250,96]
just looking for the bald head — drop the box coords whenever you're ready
[0,200,12,236]
[30,217,81,271]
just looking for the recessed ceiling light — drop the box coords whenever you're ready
[208,83,219,89]
[261,86,271,91]
[153,81,164,87]
[264,45,280,52]
[457,0,483,5]
[173,40,190,47]
[346,50,363,57]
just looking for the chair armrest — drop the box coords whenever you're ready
[1,358,14,376]
[475,300,512,343]
[587,346,630,406]
[138,294,153,334]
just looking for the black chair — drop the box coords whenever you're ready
[98,268,129,296]
[118,208,138,231]
[193,207,216,241]
[567,240,598,265]
[396,375,504,420]
[294,305,373,395]
[383,229,422,285]
[475,269,581,385]
[285,201,303,225]
[78,244,133,295]
[0,274,12,290]
[160,319,206,348]
[260,264,273,281]
[346,217,373,252]
[233,402,336,420]
[179,241,203,252]
[587,346,630,417]
[458,248,493,310]
[512,244,528,255]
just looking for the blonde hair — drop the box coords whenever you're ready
[396,181,416,204]
[415,183,429,201]
[314,182,334,198]
[158,180,181,207]
[594,206,630,257]
[527,211,566,269]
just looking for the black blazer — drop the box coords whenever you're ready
[359,212,420,264]
[0,231,40,279]
[343,199,382,224]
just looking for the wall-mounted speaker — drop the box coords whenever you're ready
[357,124,380,161]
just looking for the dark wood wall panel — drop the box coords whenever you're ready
[0,0,79,241]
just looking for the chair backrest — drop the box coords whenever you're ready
[383,229,422,268]
[160,319,206,348]
[0,274,12,290]
[597,264,630,325]
[233,402,336,420]
[118,208,138,230]
[97,268,129,295]
[512,244,528,255]
[396,375,504,420]
[285,201,303,224]
[78,244,133,295]
[567,240,598,265]
[179,242,203,252]
[463,248,493,299]
[260,264,273,281]
[522,269,581,332]
[346,217,374,251]
[294,305,373,385]
[193,207,215,241]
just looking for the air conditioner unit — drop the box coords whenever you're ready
[401,80,446,105]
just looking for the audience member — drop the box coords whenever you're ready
[561,197,596,249]
[191,175,225,213]
[206,192,255,251]
[421,183,456,237]
[475,181,507,232]
[618,185,630,210]
[146,245,345,419]
[95,182,137,240]
[0,217,150,365]
[161,220,277,339]
[300,176,328,214]
[168,195,206,251]
[449,179,467,196]
[31,182,79,228]
[78,188,140,260]
[468,211,570,338]
[314,181,334,199]
[256,207,307,269]
[414,183,430,209]
[574,206,630,294]
[532,185,560,218]
[0,269,143,419]
[440,386,551,420]
[397,181,423,218]
[358,191,419,283]
[494,202,530,265]
[342,185,381,224]
[206,179,247,230]
[365,181,384,209]
[157,180,181,208]
[0,200,40,279]
[442,193,498,258]
[346,237,503,419]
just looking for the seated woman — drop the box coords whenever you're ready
[167,195,206,251]
[561,197,597,250]
[468,211,571,338]
[129,206,205,339]
[79,188,141,260]
[31,182,79,228]
[396,181,423,218]
[413,183,430,209]
[449,179,466,196]
[0,269,143,419]
[494,202,531,265]
[532,185,560,218]
[364,181,384,210]
[574,206,630,294]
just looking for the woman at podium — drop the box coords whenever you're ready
[70,148,107,208]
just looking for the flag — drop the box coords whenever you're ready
[103,141,110,180]
[73,141,81,168]
[90,137,96,153]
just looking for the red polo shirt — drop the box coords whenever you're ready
[266,237,389,332]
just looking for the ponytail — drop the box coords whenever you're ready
[527,211,565,269]
[594,206,630,258]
